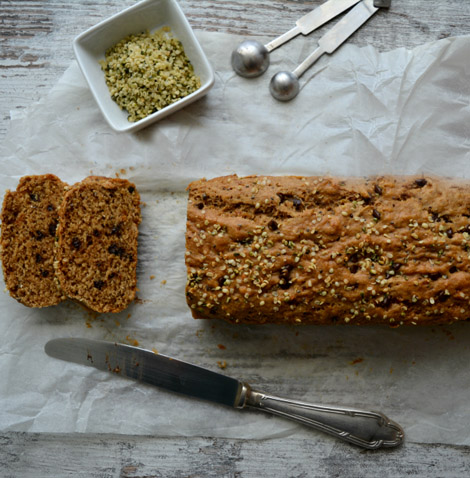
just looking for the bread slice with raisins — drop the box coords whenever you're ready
[1,174,67,307]
[55,176,141,313]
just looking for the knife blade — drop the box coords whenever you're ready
[297,0,363,35]
[319,0,378,54]
[45,337,240,407]
[293,0,379,78]
[266,0,363,52]
[45,338,404,449]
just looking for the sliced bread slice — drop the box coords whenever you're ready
[55,176,141,313]
[1,174,67,307]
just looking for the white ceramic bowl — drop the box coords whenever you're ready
[73,0,215,133]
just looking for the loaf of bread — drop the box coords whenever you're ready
[185,174,470,326]
[55,176,141,313]
[0,174,67,307]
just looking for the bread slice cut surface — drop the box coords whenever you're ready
[1,174,67,307]
[55,176,141,313]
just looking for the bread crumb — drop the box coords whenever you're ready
[150,275,155,280]
[126,335,139,347]
[217,344,226,350]
[349,357,364,365]
[217,360,227,369]
[161,279,166,285]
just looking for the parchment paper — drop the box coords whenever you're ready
[1,31,470,444]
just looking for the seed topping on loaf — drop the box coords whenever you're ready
[185,175,470,326]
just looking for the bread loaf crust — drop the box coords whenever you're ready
[185,175,470,326]
[0,174,67,307]
[55,176,141,313]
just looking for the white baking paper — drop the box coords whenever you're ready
[1,31,470,444]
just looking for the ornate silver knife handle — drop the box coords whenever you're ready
[236,384,404,449]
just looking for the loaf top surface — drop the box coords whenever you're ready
[55,176,141,313]
[185,175,470,326]
[0,174,67,307]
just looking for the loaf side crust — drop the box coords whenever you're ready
[185,175,470,326]
[0,174,68,307]
[55,176,141,313]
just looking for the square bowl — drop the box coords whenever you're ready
[73,0,215,133]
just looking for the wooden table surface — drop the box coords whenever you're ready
[1,1,470,476]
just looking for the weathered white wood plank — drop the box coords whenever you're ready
[1,432,470,478]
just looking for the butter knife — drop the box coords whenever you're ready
[45,338,404,449]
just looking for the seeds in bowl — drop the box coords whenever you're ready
[99,27,201,122]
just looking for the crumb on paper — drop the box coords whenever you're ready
[349,357,364,365]
[149,275,155,280]
[161,279,166,285]
[115,320,121,327]
[83,308,101,329]
[217,360,227,370]
[442,329,455,340]
[126,335,139,347]
[217,344,226,350]
[152,348,158,354]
